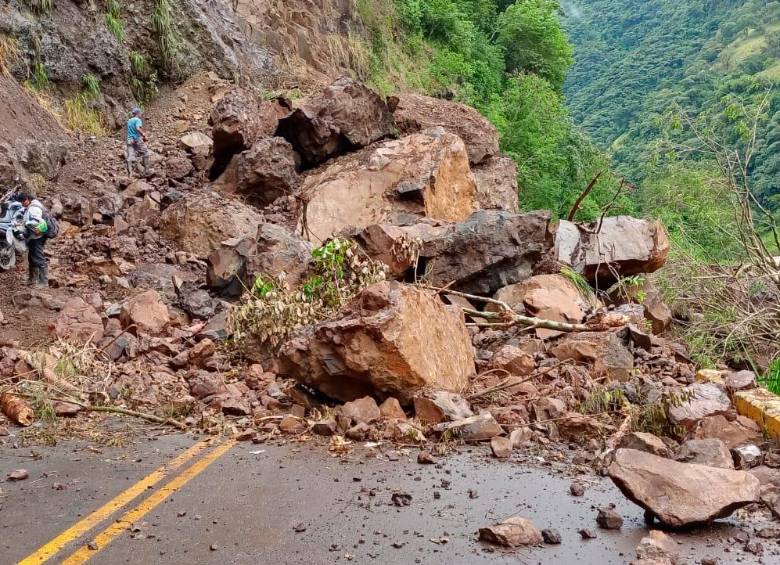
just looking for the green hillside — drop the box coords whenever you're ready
[564,0,780,211]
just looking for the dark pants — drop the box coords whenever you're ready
[27,236,47,285]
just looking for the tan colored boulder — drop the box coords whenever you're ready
[608,448,760,527]
[551,331,634,382]
[51,297,104,345]
[472,155,519,212]
[390,93,499,165]
[299,129,476,244]
[478,516,543,547]
[435,413,503,441]
[694,414,762,449]
[119,290,170,335]
[491,345,535,376]
[160,191,263,258]
[341,396,381,424]
[413,391,473,424]
[491,274,590,339]
[635,531,681,564]
[276,76,395,167]
[556,412,614,440]
[280,282,474,403]
[379,397,406,420]
[556,217,670,281]
[620,432,671,458]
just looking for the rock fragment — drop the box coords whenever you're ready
[413,391,473,424]
[490,437,512,459]
[676,439,734,469]
[596,505,623,529]
[478,516,543,547]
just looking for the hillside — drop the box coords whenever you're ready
[564,0,780,209]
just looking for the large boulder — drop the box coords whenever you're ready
[491,274,590,339]
[160,192,263,258]
[556,217,670,282]
[50,297,104,345]
[276,76,396,167]
[249,223,313,289]
[209,87,291,175]
[551,331,634,382]
[119,290,170,335]
[232,137,300,205]
[299,129,476,243]
[608,448,760,527]
[280,281,474,404]
[355,210,552,295]
[472,155,519,213]
[389,93,499,165]
[668,383,732,431]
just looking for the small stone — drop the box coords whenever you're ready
[732,444,762,469]
[417,451,436,465]
[478,516,543,547]
[87,541,98,551]
[379,397,406,420]
[342,396,381,424]
[541,528,561,544]
[701,558,719,565]
[596,505,623,529]
[578,528,597,539]
[312,418,337,436]
[570,481,585,497]
[7,469,28,481]
[209,543,218,551]
[744,540,763,555]
[278,415,307,435]
[490,436,512,459]
[293,523,307,532]
[391,492,412,507]
[345,422,371,441]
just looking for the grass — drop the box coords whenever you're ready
[30,60,48,90]
[759,357,780,394]
[129,50,148,75]
[82,73,101,99]
[152,0,180,70]
[0,35,21,75]
[63,95,106,135]
[24,0,53,15]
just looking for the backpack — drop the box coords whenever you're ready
[43,211,59,239]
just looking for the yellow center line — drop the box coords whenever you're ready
[61,439,237,565]
[18,439,214,565]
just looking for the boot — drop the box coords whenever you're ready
[35,264,48,288]
[27,267,38,286]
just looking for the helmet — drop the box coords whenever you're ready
[131,107,142,116]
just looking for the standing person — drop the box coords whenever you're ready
[126,107,150,176]
[17,193,49,288]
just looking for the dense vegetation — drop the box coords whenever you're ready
[564,0,780,230]
[357,0,633,219]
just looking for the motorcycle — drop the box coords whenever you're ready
[0,190,28,271]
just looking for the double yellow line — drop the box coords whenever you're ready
[19,438,236,565]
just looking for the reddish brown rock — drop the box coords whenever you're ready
[556,217,670,282]
[491,274,591,339]
[667,384,732,431]
[434,413,503,441]
[280,282,474,404]
[725,370,757,393]
[478,516,543,547]
[188,338,216,368]
[390,93,499,165]
[608,448,760,527]
[413,391,473,424]
[119,290,170,335]
[556,412,613,440]
[694,415,762,449]
[299,129,476,244]
[597,506,624,529]
[161,192,263,258]
[676,439,734,469]
[342,396,381,424]
[620,432,671,458]
[230,137,300,206]
[551,331,633,382]
[491,345,535,376]
[379,397,406,420]
[51,297,104,345]
[471,155,519,212]
[279,415,307,435]
[276,76,395,167]
[210,87,290,174]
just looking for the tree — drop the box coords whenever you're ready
[497,0,573,90]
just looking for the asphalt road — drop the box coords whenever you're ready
[0,432,772,564]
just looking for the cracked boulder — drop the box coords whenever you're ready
[299,128,476,243]
[279,281,474,404]
[608,448,760,527]
[556,217,670,282]
[276,76,396,167]
[50,297,104,345]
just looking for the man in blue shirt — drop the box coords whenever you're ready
[126,107,150,176]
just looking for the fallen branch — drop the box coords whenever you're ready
[567,172,603,221]
[467,361,571,401]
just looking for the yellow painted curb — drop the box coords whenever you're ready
[733,388,780,440]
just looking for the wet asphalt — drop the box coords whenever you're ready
[0,432,773,565]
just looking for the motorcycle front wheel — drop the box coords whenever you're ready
[0,241,16,270]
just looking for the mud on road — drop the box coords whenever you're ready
[0,433,771,565]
